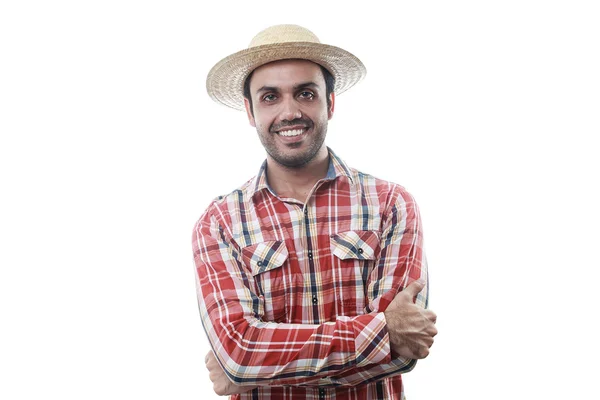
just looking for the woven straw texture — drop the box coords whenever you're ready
[206,25,366,111]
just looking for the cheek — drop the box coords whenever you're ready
[313,109,330,126]
[254,111,276,131]
[255,118,269,132]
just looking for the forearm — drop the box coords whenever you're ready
[264,341,418,388]
[200,296,392,386]
[201,250,429,388]
[300,357,417,388]
[204,309,418,390]
[198,246,427,387]
[294,273,430,388]
[202,271,428,389]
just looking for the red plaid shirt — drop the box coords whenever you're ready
[192,149,428,399]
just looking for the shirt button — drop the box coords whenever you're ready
[319,388,325,399]
[308,251,313,259]
[257,261,263,267]
[358,248,364,254]
[312,296,318,305]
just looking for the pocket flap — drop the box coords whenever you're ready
[330,230,379,260]
[242,241,289,276]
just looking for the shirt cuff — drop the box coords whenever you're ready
[353,312,392,368]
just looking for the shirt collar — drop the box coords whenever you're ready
[251,147,354,197]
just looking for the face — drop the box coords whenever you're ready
[244,59,335,169]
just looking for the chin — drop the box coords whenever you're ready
[278,152,318,168]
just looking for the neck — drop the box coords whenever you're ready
[266,146,329,203]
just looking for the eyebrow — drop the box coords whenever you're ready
[255,81,320,95]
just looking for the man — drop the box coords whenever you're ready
[193,24,437,399]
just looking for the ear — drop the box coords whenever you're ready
[327,92,335,120]
[244,98,256,127]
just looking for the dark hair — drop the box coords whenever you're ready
[243,63,335,116]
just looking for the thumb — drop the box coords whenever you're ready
[402,279,425,298]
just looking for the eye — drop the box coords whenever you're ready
[262,94,277,102]
[298,91,315,100]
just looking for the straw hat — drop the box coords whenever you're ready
[206,24,366,111]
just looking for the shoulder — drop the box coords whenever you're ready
[192,176,257,231]
[346,166,417,209]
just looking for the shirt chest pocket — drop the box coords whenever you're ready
[241,240,289,322]
[330,230,380,315]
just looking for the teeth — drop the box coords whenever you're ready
[278,129,305,137]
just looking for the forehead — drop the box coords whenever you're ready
[249,59,325,91]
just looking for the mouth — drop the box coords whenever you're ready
[276,128,308,137]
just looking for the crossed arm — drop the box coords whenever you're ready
[193,191,437,395]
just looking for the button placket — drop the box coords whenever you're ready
[303,202,321,323]
[319,388,326,399]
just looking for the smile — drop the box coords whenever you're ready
[276,128,307,137]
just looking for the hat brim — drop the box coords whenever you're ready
[206,42,366,111]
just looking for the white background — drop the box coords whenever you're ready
[1,1,599,399]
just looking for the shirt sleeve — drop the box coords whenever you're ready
[193,202,396,387]
[290,186,429,387]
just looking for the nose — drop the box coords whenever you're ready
[280,97,302,121]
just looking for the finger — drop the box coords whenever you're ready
[424,336,434,347]
[409,346,429,359]
[207,356,219,369]
[431,326,438,338]
[424,310,437,323]
[206,359,215,370]
[424,322,437,336]
[206,354,217,369]
[418,347,430,358]
[398,344,427,360]
[402,279,425,298]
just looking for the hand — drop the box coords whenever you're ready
[383,279,438,359]
[205,351,257,396]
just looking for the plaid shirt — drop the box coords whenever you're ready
[192,149,428,400]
